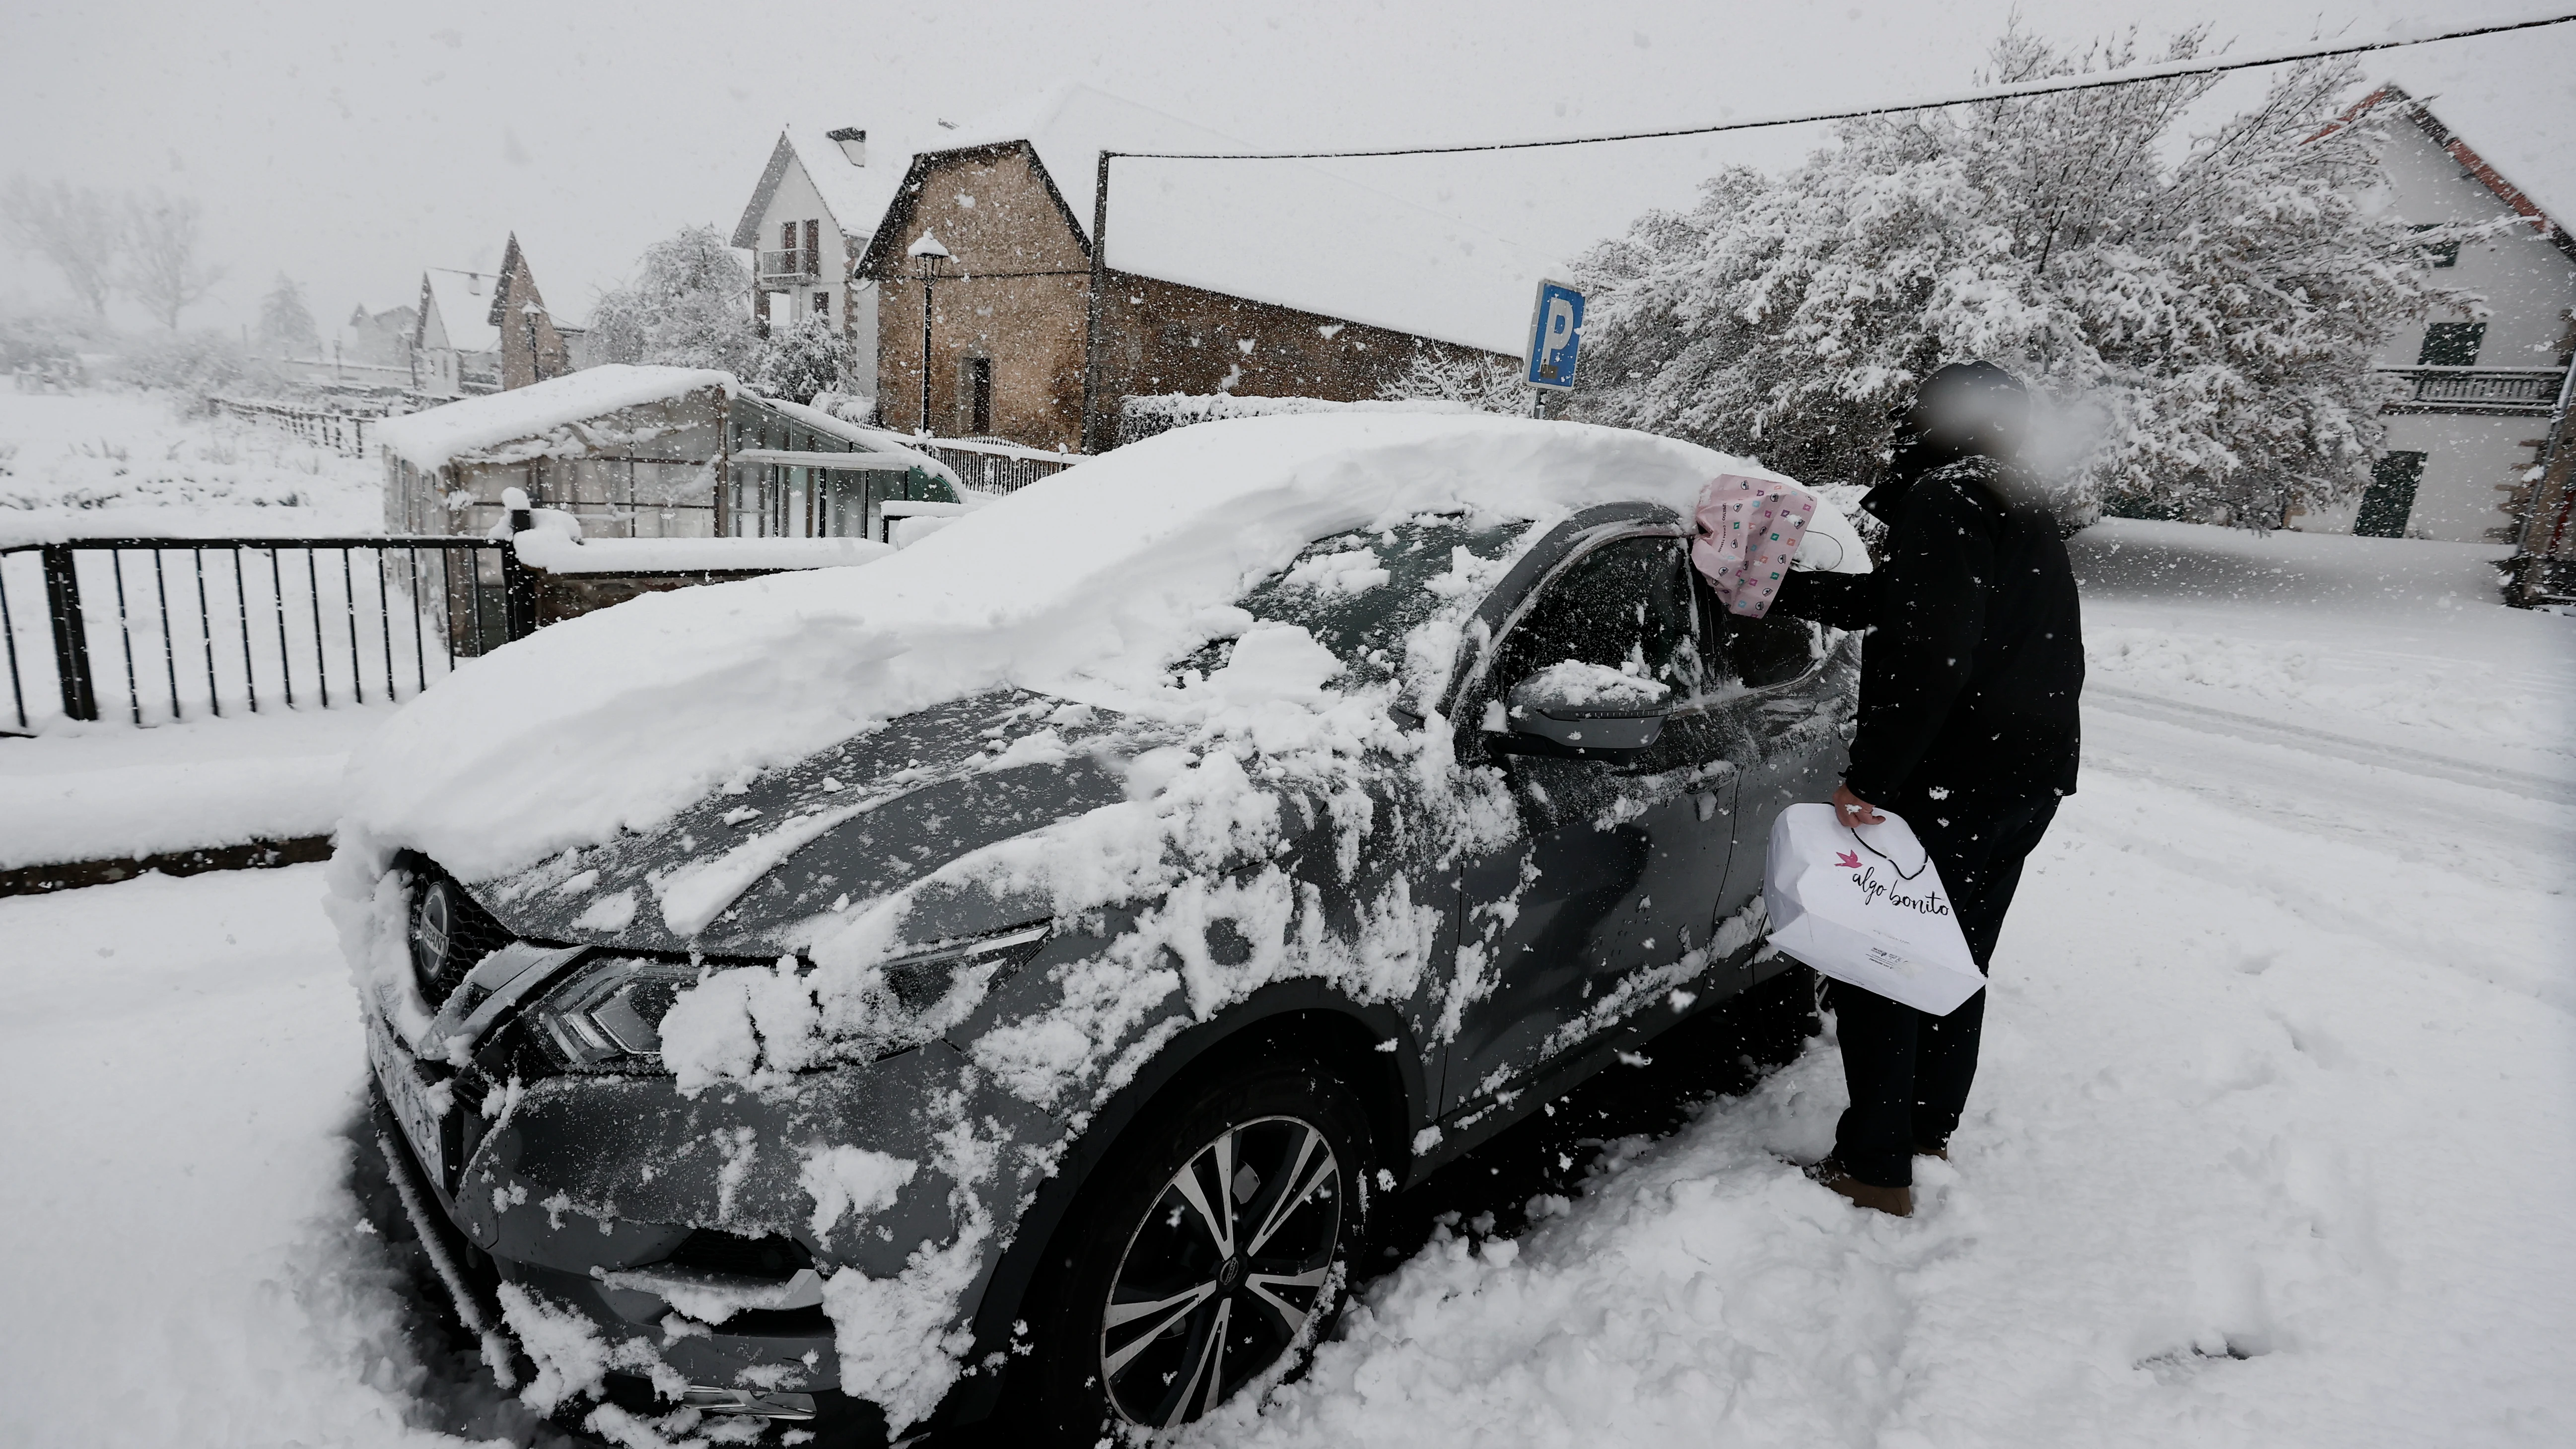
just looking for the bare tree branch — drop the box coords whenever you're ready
[121,191,225,331]
[2,175,123,320]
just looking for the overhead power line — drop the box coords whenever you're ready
[1110,12,2576,162]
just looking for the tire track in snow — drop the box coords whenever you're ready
[2086,684,2575,805]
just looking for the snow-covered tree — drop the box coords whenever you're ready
[256,274,318,357]
[121,191,226,331]
[752,313,850,404]
[586,225,762,375]
[1376,346,1528,414]
[2,176,122,321]
[1574,29,2473,526]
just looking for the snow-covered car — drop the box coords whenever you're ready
[331,413,1865,1444]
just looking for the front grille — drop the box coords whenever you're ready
[662,1228,815,1279]
[408,866,516,1009]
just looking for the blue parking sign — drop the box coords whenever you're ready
[1525,279,1584,392]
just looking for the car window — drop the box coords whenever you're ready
[1491,535,1703,702]
[1696,573,1823,689]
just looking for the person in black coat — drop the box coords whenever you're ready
[1766,360,2084,1218]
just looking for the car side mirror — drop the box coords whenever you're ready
[1500,665,1671,753]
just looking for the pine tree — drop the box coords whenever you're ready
[586,225,762,375]
[1574,28,2473,527]
[256,274,318,357]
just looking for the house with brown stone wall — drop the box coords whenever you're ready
[855,86,1558,454]
[488,234,576,391]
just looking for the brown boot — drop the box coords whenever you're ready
[1806,1158,1914,1217]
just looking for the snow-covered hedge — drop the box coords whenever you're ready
[1116,391,1475,446]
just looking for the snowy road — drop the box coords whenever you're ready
[0,521,2568,1447]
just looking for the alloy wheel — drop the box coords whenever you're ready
[1097,1114,1342,1428]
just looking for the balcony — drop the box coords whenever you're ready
[757,249,820,287]
[2379,365,2569,415]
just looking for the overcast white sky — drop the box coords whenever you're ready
[3,0,2570,335]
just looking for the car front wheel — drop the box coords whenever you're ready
[1020,1056,1376,1438]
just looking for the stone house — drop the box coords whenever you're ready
[854,85,1557,454]
[489,234,578,391]
[733,126,899,403]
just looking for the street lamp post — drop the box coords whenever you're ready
[907,231,950,436]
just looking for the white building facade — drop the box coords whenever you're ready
[2353,88,2576,544]
[413,268,504,399]
[732,127,897,414]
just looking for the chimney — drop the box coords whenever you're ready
[827,127,867,166]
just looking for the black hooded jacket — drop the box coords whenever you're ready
[1771,456,2083,803]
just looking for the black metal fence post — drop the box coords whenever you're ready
[501,540,539,641]
[39,544,98,722]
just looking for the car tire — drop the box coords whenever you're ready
[1012,1052,1377,1441]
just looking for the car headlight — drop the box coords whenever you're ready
[532,957,700,1071]
[528,925,1051,1073]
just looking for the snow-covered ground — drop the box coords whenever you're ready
[0,519,2568,1447]
[0,389,411,867]
[0,389,384,544]
[0,704,391,870]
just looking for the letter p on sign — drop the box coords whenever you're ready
[1524,279,1585,392]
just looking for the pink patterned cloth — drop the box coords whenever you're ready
[1691,474,1818,620]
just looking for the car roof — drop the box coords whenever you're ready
[347,414,1791,882]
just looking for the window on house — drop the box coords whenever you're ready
[812,290,830,318]
[2419,322,2485,367]
[2355,451,2426,538]
[804,219,821,276]
[965,357,993,436]
[2409,224,2461,269]
[780,220,797,263]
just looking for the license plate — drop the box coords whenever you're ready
[368,1013,448,1186]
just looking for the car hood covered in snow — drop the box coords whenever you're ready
[342,413,1790,896]
[469,688,1148,956]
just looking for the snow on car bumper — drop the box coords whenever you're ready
[371,1016,1059,1427]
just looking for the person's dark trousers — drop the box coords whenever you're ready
[1829,789,2062,1189]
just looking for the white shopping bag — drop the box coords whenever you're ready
[1763,803,1984,1016]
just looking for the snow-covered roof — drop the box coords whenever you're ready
[902,84,1563,356]
[346,412,1797,879]
[731,128,907,249]
[373,365,738,472]
[2321,84,2576,265]
[418,269,501,355]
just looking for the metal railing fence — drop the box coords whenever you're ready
[908,437,1078,494]
[2379,365,2567,413]
[1,537,529,733]
[757,248,819,285]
